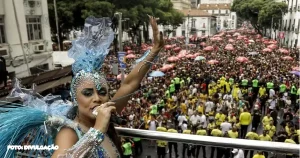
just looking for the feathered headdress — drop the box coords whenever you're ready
[68,17,114,74]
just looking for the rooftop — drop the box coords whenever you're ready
[180,9,212,17]
[198,3,231,10]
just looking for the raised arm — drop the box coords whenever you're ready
[112,16,164,113]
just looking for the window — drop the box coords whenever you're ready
[212,10,214,14]
[226,10,228,14]
[232,15,235,20]
[26,16,42,41]
[30,63,49,75]
[0,16,6,44]
[182,30,186,36]
[192,19,196,28]
[201,30,206,36]
[172,31,176,37]
[182,19,186,29]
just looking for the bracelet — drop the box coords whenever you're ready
[88,128,105,145]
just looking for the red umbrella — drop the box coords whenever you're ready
[267,44,277,49]
[207,60,219,64]
[228,39,235,43]
[262,48,272,52]
[204,46,214,51]
[164,45,172,50]
[177,54,185,58]
[171,44,177,48]
[167,56,179,62]
[282,56,293,60]
[236,56,249,63]
[126,54,136,59]
[200,42,206,46]
[256,34,262,39]
[173,47,181,52]
[226,34,231,37]
[188,44,196,48]
[279,48,289,54]
[160,64,174,72]
[237,36,244,40]
[292,67,300,71]
[127,50,134,54]
[225,44,234,51]
[186,54,195,58]
[194,53,201,56]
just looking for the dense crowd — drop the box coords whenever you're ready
[54,28,300,158]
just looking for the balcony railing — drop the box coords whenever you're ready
[116,128,300,155]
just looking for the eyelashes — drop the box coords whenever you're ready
[81,88,107,97]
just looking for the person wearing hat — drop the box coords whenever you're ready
[232,148,244,158]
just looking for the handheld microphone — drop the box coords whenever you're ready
[92,109,127,125]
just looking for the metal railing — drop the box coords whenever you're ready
[116,128,300,154]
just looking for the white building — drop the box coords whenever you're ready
[197,1,237,31]
[0,0,53,78]
[171,0,192,10]
[148,9,217,39]
[271,0,300,48]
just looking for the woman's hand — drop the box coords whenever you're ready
[93,102,116,133]
[149,15,164,53]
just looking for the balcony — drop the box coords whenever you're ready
[0,66,72,100]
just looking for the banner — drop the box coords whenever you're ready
[118,52,126,69]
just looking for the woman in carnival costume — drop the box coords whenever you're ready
[0,15,164,158]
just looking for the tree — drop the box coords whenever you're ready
[48,0,184,46]
[231,0,287,35]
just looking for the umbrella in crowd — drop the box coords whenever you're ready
[289,71,300,76]
[149,71,165,77]
[167,56,179,62]
[248,52,259,55]
[194,56,206,61]
[204,46,214,51]
[282,56,293,61]
[207,60,219,64]
[236,56,249,63]
[126,54,136,59]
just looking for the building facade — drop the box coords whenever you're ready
[148,9,216,39]
[274,0,300,48]
[197,1,237,31]
[0,0,53,78]
[171,0,192,10]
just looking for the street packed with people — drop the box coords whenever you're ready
[99,28,300,158]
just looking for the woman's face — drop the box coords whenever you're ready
[76,80,109,119]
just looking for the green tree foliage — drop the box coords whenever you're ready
[231,0,287,34]
[48,0,184,44]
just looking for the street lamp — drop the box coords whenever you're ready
[114,12,125,82]
[186,9,191,50]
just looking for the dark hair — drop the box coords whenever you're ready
[66,106,123,154]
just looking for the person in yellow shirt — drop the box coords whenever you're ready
[259,130,272,158]
[285,136,296,158]
[265,120,276,138]
[239,108,251,138]
[245,128,259,158]
[262,113,273,129]
[259,130,272,141]
[215,111,226,126]
[228,126,239,138]
[259,85,266,98]
[167,125,179,158]
[197,102,205,114]
[210,125,223,158]
[143,112,151,130]
[253,151,266,158]
[195,126,207,158]
[157,124,167,158]
[199,92,208,102]
[207,119,216,136]
[180,102,187,115]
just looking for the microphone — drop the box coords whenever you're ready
[92,109,127,125]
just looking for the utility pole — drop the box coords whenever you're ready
[12,0,30,75]
[54,0,61,51]
[115,12,124,82]
[271,17,274,39]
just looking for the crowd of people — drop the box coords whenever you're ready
[51,28,300,158]
[100,28,300,158]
